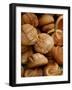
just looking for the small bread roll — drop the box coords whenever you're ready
[39,14,54,33]
[44,62,62,76]
[24,68,43,77]
[52,46,63,65]
[52,30,63,46]
[34,33,54,54]
[21,13,39,27]
[21,24,38,45]
[39,14,54,26]
[56,15,63,30]
[27,53,48,68]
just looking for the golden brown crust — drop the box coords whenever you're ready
[21,13,63,77]
[27,53,48,68]
[44,62,62,76]
[52,30,63,46]
[42,23,54,33]
[21,48,33,64]
[21,13,39,27]
[34,33,54,54]
[24,68,43,77]
[39,14,54,26]
[21,24,38,45]
[52,46,63,65]
[56,15,63,30]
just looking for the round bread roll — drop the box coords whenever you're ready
[56,15,63,30]
[24,68,43,77]
[44,62,62,76]
[21,13,39,27]
[34,33,54,54]
[52,30,63,46]
[52,46,63,65]
[39,14,54,26]
[27,53,48,68]
[39,14,54,33]
[21,24,38,45]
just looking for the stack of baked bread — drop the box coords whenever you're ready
[21,13,63,77]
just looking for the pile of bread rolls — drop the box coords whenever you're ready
[21,13,63,77]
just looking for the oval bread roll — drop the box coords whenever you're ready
[21,24,38,45]
[27,53,48,68]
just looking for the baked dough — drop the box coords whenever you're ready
[24,68,43,77]
[21,24,38,45]
[21,13,39,27]
[27,53,48,68]
[34,33,54,54]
